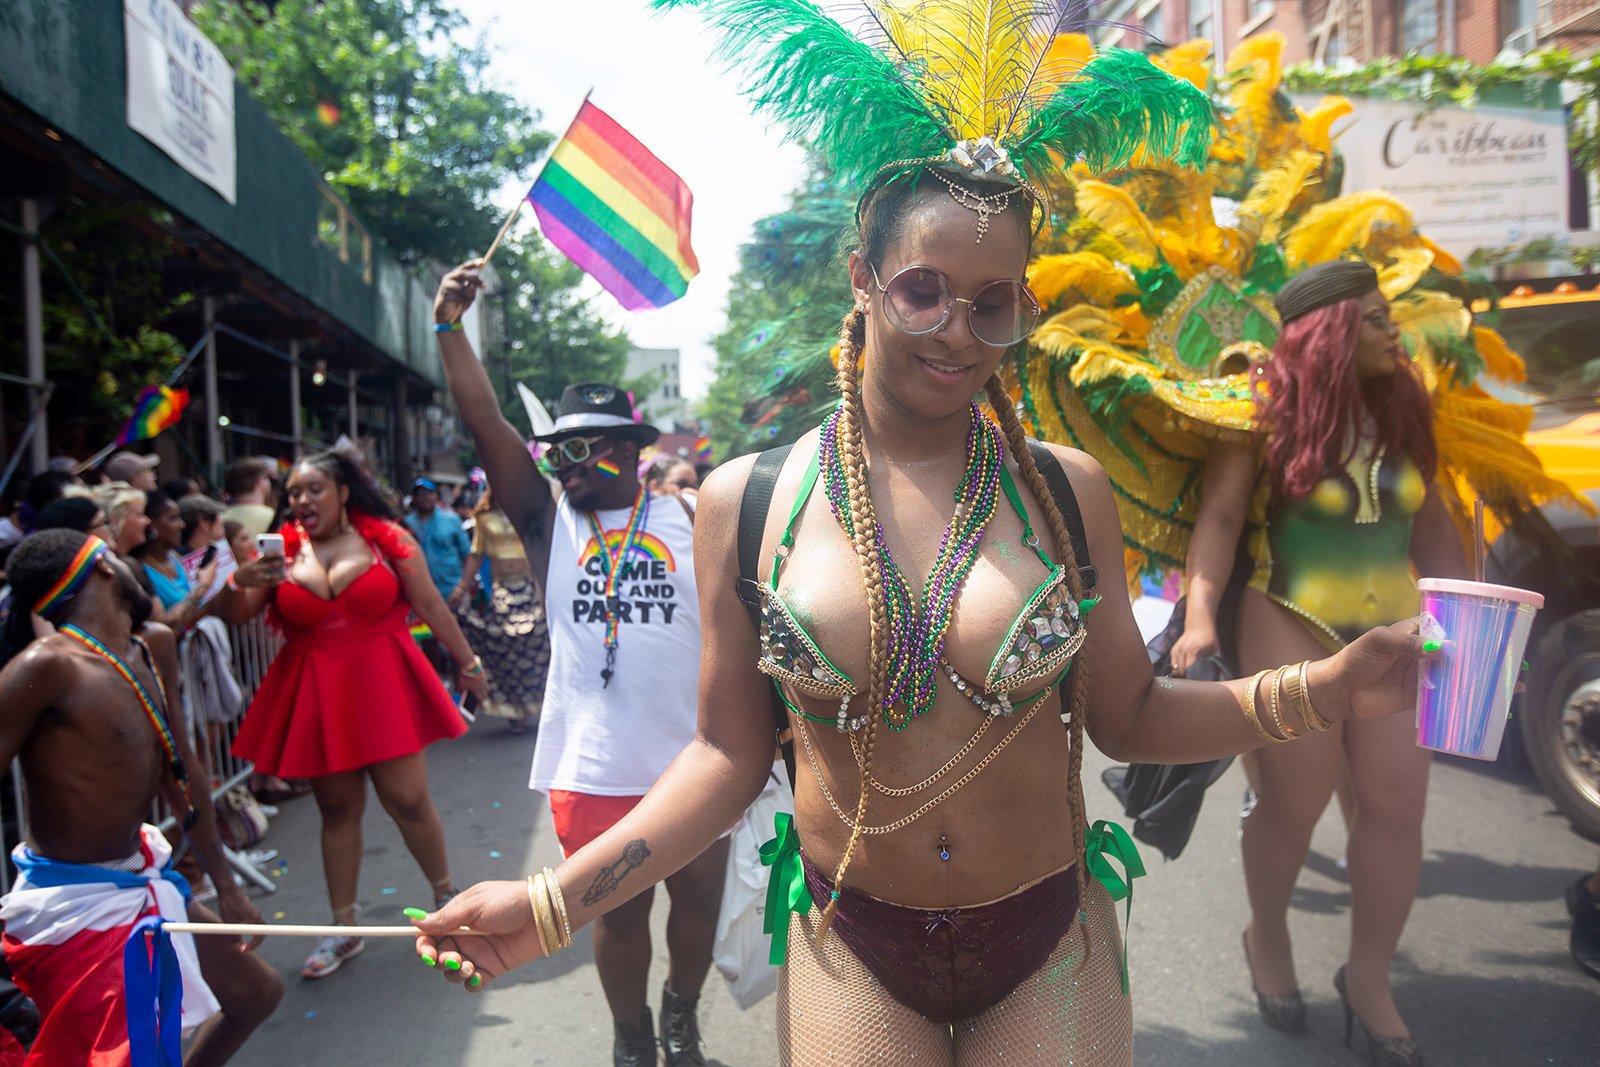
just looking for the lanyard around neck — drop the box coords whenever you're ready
[59,624,196,829]
[581,488,651,687]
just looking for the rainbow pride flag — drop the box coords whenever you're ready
[115,386,190,446]
[528,101,698,311]
[693,435,712,464]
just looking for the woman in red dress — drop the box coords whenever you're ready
[218,450,488,979]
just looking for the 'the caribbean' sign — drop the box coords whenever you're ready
[1293,93,1570,259]
[124,0,237,203]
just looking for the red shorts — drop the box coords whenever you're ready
[547,791,644,859]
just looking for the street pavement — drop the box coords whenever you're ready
[231,710,1600,1065]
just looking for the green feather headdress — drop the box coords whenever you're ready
[655,0,1213,204]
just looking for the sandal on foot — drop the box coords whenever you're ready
[302,933,364,980]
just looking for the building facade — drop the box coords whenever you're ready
[625,346,691,432]
[1092,0,1595,65]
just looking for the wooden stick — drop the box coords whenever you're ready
[480,198,525,269]
[480,87,593,269]
[157,922,485,939]
[1473,499,1487,583]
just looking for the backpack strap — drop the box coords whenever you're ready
[735,443,797,789]
[1025,440,1097,591]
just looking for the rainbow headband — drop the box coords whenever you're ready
[34,537,110,622]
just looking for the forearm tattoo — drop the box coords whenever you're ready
[581,839,651,907]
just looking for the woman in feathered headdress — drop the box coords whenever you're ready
[413,5,1442,1060]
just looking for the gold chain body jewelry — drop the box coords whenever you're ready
[798,695,1046,835]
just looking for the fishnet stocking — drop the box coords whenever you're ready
[776,881,1131,1066]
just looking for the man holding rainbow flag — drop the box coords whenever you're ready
[426,99,723,1067]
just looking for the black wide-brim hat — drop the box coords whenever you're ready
[533,382,660,448]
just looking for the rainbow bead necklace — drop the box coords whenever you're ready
[581,486,651,687]
[820,402,1003,729]
[59,623,196,828]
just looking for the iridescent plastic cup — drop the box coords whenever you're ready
[1414,578,1544,760]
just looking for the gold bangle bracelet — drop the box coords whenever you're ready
[1236,670,1278,743]
[535,868,569,953]
[1295,661,1334,732]
[1266,666,1299,740]
[543,868,573,949]
[527,875,551,957]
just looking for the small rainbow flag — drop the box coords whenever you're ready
[693,435,712,464]
[529,100,698,311]
[115,386,190,446]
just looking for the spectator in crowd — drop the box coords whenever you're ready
[177,495,243,784]
[448,487,549,735]
[162,478,202,502]
[404,479,470,598]
[0,529,281,1063]
[34,498,113,542]
[223,458,280,538]
[225,519,255,568]
[132,492,215,633]
[450,486,478,524]
[215,450,486,980]
[18,471,79,535]
[646,455,699,498]
[0,489,23,564]
[103,450,159,491]
[404,478,471,683]
[87,483,151,557]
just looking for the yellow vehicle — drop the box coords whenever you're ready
[1482,284,1600,839]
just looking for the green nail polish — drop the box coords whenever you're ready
[421,955,436,967]
[1422,640,1442,653]
[403,907,428,921]
[467,974,482,988]
[443,959,461,971]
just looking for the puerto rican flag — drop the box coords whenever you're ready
[0,825,218,1065]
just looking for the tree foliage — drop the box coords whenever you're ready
[194,0,549,264]
[703,166,852,460]
[193,0,633,451]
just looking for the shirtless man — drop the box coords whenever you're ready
[0,529,282,1065]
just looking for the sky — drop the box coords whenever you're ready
[450,0,811,403]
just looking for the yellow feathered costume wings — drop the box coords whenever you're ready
[1010,33,1591,589]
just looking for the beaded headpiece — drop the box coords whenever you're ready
[656,0,1212,240]
[33,536,109,623]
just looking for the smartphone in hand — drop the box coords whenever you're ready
[256,534,285,558]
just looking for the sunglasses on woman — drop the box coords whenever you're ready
[536,434,614,475]
[871,264,1041,348]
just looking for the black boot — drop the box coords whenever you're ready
[614,1008,657,1067]
[659,982,706,1067]
[1567,875,1600,981]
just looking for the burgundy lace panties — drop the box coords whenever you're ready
[800,853,1080,1022]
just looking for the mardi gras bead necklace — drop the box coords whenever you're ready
[819,402,1003,729]
[581,487,651,687]
[59,623,196,828]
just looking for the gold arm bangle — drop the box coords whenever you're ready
[1265,666,1298,740]
[543,867,573,949]
[1236,670,1278,743]
[527,875,551,957]
[530,872,562,957]
[1292,661,1334,732]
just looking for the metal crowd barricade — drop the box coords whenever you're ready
[2,616,285,893]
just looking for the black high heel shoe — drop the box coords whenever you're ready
[1334,965,1424,1066]
[1241,929,1307,1033]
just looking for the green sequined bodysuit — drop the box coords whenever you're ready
[1262,444,1425,650]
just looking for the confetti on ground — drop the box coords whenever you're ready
[381,887,398,895]
[489,850,502,859]
[304,1011,318,1020]
[274,912,286,920]
[492,801,502,809]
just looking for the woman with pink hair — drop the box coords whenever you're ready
[1170,260,1468,1064]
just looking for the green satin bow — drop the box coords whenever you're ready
[759,812,814,966]
[1084,819,1146,994]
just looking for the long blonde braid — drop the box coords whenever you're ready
[984,374,1095,963]
[817,305,885,940]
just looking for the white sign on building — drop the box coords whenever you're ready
[124,0,237,203]
[1293,94,1569,259]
